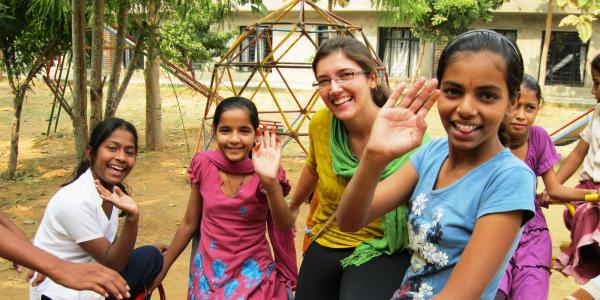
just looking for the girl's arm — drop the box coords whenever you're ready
[338,153,419,232]
[556,139,589,184]
[542,168,597,202]
[79,183,140,272]
[433,211,523,300]
[151,184,203,289]
[338,78,439,232]
[253,126,295,230]
[289,166,318,220]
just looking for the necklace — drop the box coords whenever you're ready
[224,173,246,197]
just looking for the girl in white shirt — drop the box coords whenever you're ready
[31,118,163,300]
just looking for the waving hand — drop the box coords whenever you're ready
[95,181,139,216]
[366,77,440,162]
[252,125,282,183]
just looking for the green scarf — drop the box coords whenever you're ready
[329,116,428,268]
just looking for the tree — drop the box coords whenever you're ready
[540,0,554,89]
[105,0,136,118]
[25,0,256,158]
[0,0,70,179]
[557,0,599,42]
[71,0,88,160]
[373,0,508,79]
[89,0,105,130]
[128,0,262,150]
[159,1,234,76]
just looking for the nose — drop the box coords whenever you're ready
[329,79,343,94]
[514,106,526,120]
[115,149,126,161]
[230,131,241,143]
[456,94,476,118]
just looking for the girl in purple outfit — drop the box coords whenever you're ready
[496,74,599,299]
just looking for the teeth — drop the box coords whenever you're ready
[454,123,478,131]
[109,164,124,171]
[333,97,352,106]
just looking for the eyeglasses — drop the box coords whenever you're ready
[312,70,370,89]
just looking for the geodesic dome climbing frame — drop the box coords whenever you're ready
[198,0,388,155]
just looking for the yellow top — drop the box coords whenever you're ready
[306,109,383,248]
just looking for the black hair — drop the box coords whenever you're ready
[64,118,138,194]
[312,36,390,107]
[212,96,259,132]
[521,74,543,105]
[437,29,524,101]
[592,53,600,72]
[437,29,524,146]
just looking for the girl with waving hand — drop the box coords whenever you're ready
[153,97,297,299]
[30,118,163,300]
[337,29,536,299]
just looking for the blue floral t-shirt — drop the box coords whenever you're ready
[393,139,536,300]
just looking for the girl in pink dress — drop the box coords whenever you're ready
[496,74,599,299]
[152,97,297,299]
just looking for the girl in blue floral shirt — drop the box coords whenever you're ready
[337,29,536,299]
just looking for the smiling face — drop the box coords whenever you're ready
[90,127,137,190]
[438,51,514,155]
[592,68,600,103]
[314,51,378,121]
[504,86,540,140]
[215,108,256,162]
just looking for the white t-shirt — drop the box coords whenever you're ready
[580,104,600,182]
[30,168,120,300]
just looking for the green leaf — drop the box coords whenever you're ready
[576,20,592,42]
[578,0,590,8]
[559,14,580,26]
[557,0,571,8]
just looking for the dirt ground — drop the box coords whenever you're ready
[0,79,593,299]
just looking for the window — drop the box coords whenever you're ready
[494,29,517,43]
[378,28,419,78]
[541,31,588,87]
[239,26,273,72]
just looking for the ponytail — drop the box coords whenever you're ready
[371,83,391,107]
[63,159,92,187]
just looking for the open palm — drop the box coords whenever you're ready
[366,78,440,161]
[95,180,139,216]
[252,126,282,183]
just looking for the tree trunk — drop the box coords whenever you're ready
[411,39,426,84]
[6,92,25,179]
[105,0,130,117]
[0,53,3,81]
[90,0,105,129]
[109,39,143,117]
[145,0,162,151]
[71,0,89,160]
[539,0,553,89]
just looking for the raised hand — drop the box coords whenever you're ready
[95,180,139,217]
[252,125,282,185]
[365,77,440,162]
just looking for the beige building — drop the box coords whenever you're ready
[216,0,600,103]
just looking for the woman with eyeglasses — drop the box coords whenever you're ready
[290,36,434,300]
